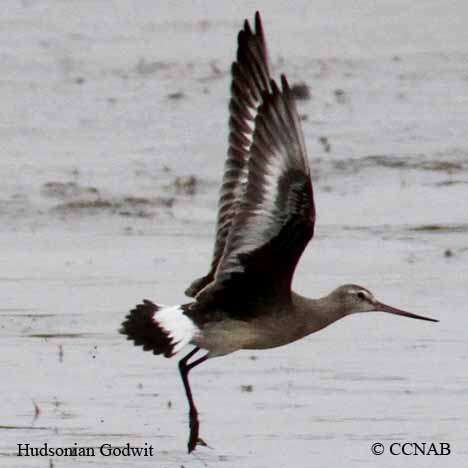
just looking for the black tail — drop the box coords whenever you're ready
[120,300,175,357]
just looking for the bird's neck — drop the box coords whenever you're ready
[291,291,347,336]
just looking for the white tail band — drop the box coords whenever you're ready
[154,305,198,355]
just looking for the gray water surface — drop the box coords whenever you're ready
[2,1,467,467]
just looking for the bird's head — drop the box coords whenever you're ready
[331,284,438,322]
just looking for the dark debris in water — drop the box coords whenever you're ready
[0,313,55,318]
[32,400,41,421]
[290,82,311,100]
[123,196,173,208]
[319,136,331,153]
[135,58,171,75]
[409,223,468,233]
[53,195,174,218]
[434,180,468,187]
[240,384,254,393]
[41,181,98,199]
[0,424,51,430]
[43,178,180,219]
[58,200,114,210]
[331,155,465,174]
[334,88,346,103]
[419,161,463,172]
[28,333,91,339]
[166,175,199,196]
[167,91,185,101]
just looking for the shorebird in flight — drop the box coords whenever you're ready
[121,12,438,453]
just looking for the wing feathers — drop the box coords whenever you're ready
[195,75,315,305]
[187,13,315,306]
[186,12,271,297]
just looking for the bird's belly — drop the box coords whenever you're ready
[192,317,306,356]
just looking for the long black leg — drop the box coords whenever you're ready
[178,347,209,453]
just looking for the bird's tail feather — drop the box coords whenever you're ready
[120,300,197,357]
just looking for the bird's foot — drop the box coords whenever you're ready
[187,411,209,453]
[190,436,208,452]
[188,434,209,453]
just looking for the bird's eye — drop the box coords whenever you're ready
[357,291,366,300]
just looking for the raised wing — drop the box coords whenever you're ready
[197,76,316,309]
[185,12,271,297]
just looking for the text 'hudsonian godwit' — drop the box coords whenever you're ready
[121,12,438,453]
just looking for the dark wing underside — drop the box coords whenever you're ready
[185,12,271,297]
[196,76,316,313]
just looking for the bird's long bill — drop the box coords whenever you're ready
[375,302,439,322]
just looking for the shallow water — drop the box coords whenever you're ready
[2,1,468,467]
